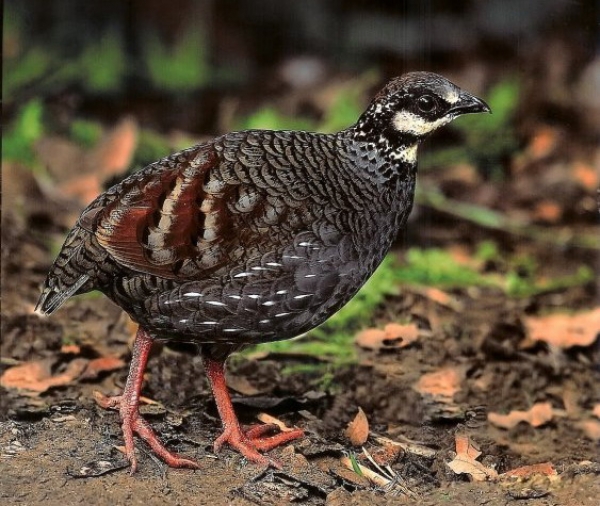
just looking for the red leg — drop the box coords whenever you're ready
[203,356,304,468]
[94,327,200,473]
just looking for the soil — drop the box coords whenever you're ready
[1,163,599,505]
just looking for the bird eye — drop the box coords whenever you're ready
[417,95,437,113]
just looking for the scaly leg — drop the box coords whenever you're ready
[203,355,304,468]
[94,327,200,473]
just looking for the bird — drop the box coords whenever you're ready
[36,71,490,472]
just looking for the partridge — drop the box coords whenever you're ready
[36,72,490,471]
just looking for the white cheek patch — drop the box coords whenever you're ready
[392,111,451,136]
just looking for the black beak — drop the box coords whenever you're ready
[450,92,491,116]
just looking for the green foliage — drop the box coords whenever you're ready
[503,263,593,298]
[143,26,209,93]
[6,6,214,100]
[3,4,47,98]
[318,85,365,133]
[70,119,103,148]
[395,248,491,288]
[3,47,52,100]
[236,106,316,132]
[235,71,379,133]
[79,27,126,93]
[2,99,44,165]
[132,129,174,169]
[396,242,594,298]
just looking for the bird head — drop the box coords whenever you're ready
[355,71,491,148]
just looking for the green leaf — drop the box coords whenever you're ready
[79,27,126,93]
[143,25,209,93]
[236,106,316,132]
[2,99,44,164]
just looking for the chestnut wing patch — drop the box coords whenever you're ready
[94,145,238,279]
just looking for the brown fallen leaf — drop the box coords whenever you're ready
[355,322,420,351]
[572,161,599,191]
[501,462,557,479]
[526,125,560,160]
[345,407,369,446]
[91,116,138,178]
[524,308,600,349]
[533,200,562,223]
[447,434,498,481]
[578,420,600,441]
[51,117,139,204]
[60,344,82,354]
[0,358,88,393]
[422,287,455,308]
[488,402,554,429]
[374,435,437,459]
[80,356,126,380]
[256,413,294,432]
[413,367,464,401]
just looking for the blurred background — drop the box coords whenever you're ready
[4,0,598,311]
[2,2,600,502]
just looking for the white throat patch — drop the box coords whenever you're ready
[392,111,452,136]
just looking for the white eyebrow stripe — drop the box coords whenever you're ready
[446,89,460,104]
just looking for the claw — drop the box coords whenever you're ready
[204,355,305,466]
[94,328,201,472]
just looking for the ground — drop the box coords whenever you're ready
[1,162,598,506]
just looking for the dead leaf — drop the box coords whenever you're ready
[533,200,562,223]
[225,373,262,396]
[57,174,106,206]
[256,413,294,432]
[572,161,599,191]
[60,344,81,354]
[447,244,480,267]
[578,420,600,441]
[374,435,437,458]
[80,356,125,380]
[488,402,554,429]
[422,287,454,307]
[455,433,482,460]
[447,434,498,481]
[49,117,139,204]
[345,407,369,446]
[0,358,88,393]
[413,367,464,401]
[524,308,600,348]
[91,117,138,177]
[501,462,557,479]
[355,323,419,351]
[527,126,560,159]
[369,444,403,466]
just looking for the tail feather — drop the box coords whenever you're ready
[36,224,102,316]
[35,273,90,315]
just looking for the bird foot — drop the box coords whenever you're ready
[93,391,201,473]
[213,422,304,468]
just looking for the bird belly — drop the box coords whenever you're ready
[113,231,381,345]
